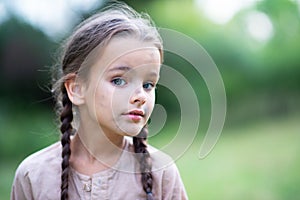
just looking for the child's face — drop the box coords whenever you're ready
[81,37,161,137]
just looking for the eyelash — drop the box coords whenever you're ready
[111,77,156,91]
[143,82,156,91]
[111,77,126,86]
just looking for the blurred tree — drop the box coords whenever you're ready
[0,17,56,104]
[0,0,299,127]
[220,0,300,123]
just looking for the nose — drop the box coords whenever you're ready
[130,87,146,106]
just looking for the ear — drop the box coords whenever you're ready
[64,74,85,106]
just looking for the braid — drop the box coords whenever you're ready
[60,86,73,200]
[133,126,154,200]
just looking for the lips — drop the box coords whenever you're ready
[128,110,145,117]
[125,109,145,122]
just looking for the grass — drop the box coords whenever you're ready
[175,115,300,199]
[1,113,299,199]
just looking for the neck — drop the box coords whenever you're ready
[70,123,125,175]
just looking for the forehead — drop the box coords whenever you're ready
[95,37,161,69]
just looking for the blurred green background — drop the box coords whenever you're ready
[0,0,300,199]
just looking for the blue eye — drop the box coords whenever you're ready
[112,78,126,86]
[143,82,155,90]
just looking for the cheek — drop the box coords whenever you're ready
[94,85,111,109]
[98,84,128,114]
[147,93,156,114]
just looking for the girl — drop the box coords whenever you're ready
[11,3,188,200]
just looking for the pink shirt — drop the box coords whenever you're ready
[11,138,188,200]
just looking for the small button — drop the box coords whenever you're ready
[83,183,91,192]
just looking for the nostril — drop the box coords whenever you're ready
[134,98,146,104]
[130,87,147,104]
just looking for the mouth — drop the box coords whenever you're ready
[125,109,145,122]
[128,110,145,117]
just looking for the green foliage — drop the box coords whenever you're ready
[127,0,300,123]
[0,17,57,101]
[0,101,58,161]
[1,0,299,123]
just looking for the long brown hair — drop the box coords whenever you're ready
[52,3,162,200]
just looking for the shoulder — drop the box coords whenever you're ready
[125,137,177,173]
[148,144,176,172]
[115,138,189,199]
[15,142,61,179]
[12,142,62,199]
[147,144,189,199]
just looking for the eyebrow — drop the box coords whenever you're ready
[108,66,131,72]
[148,71,159,78]
[108,65,159,77]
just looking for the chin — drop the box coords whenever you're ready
[119,127,143,137]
